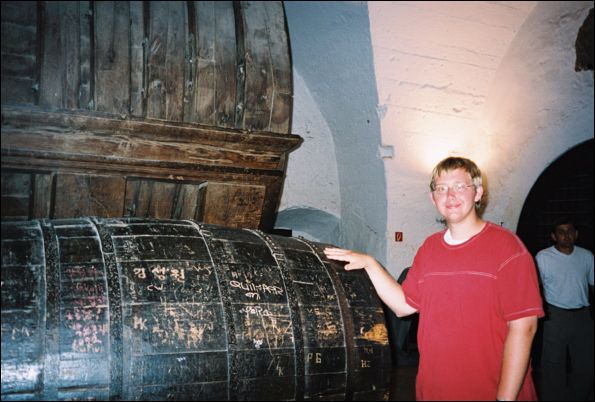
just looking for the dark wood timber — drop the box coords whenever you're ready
[1,106,301,229]
[1,218,391,400]
[1,1,298,230]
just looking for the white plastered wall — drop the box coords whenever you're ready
[279,1,594,278]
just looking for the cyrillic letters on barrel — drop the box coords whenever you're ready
[1,218,390,400]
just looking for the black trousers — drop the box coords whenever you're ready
[540,304,594,401]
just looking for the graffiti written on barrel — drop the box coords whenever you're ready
[1,218,390,400]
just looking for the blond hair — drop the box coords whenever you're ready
[430,156,483,190]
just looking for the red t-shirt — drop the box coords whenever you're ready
[402,222,544,401]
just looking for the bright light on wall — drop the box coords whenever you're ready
[399,114,493,174]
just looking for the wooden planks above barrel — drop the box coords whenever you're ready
[2,1,292,132]
[1,218,391,400]
[1,1,300,230]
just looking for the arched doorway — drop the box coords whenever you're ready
[517,139,594,256]
[517,139,593,382]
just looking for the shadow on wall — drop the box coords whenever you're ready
[275,207,340,244]
[283,2,387,261]
[517,139,594,256]
[516,6,594,256]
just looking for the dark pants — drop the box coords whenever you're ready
[540,304,594,401]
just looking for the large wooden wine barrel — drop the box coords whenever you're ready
[1,1,299,230]
[1,218,390,401]
[1,1,292,133]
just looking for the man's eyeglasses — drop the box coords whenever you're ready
[431,182,475,195]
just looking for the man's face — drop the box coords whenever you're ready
[430,168,483,225]
[551,224,578,248]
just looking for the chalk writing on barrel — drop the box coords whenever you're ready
[307,352,322,364]
[239,305,273,317]
[229,280,284,299]
[131,305,217,348]
[133,266,186,283]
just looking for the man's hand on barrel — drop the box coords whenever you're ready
[323,247,373,271]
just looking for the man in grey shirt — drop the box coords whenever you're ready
[536,217,594,401]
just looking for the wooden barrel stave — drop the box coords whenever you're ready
[1,218,390,400]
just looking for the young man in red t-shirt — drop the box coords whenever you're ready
[324,156,544,401]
